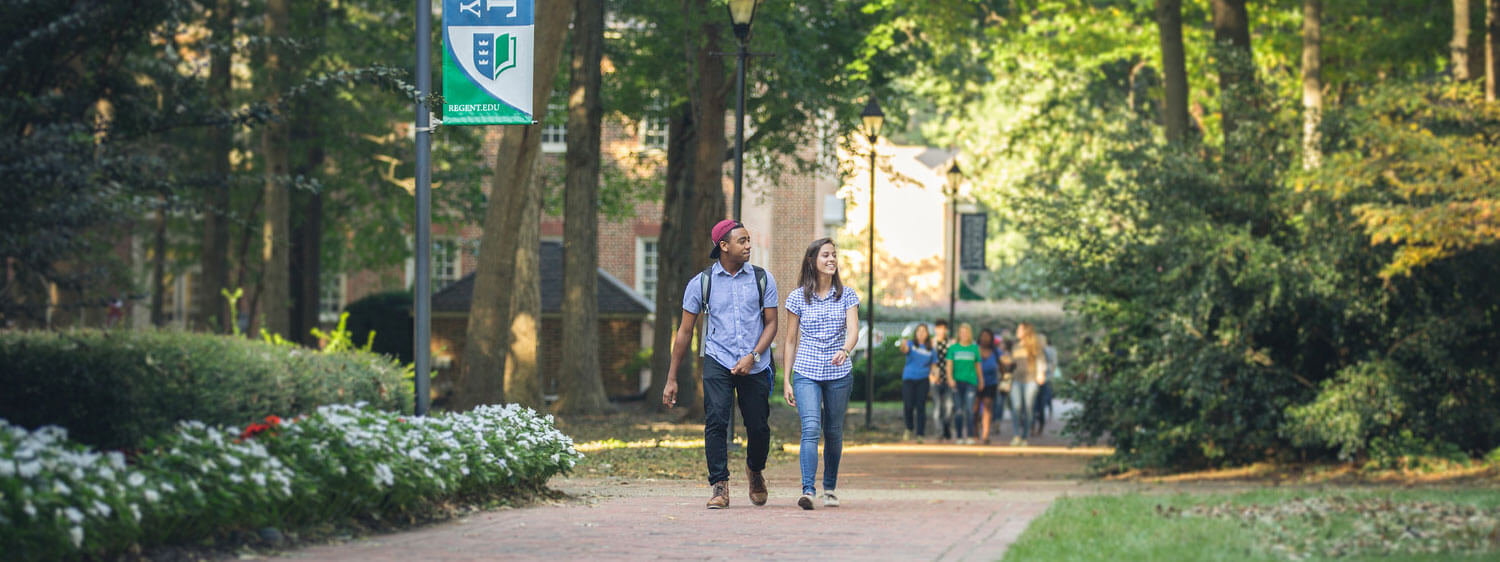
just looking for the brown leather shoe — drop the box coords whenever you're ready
[747,469,768,506]
[706,481,729,509]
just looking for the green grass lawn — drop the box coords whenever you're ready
[1004,488,1500,562]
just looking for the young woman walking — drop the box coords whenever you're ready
[899,323,935,442]
[975,328,1001,444]
[1009,322,1048,446]
[945,324,984,445]
[781,238,860,510]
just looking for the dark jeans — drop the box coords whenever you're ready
[901,379,929,435]
[703,358,772,485]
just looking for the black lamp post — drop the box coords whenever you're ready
[860,97,884,429]
[945,161,962,331]
[727,0,759,220]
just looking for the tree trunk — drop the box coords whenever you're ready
[1211,0,1252,145]
[290,186,323,346]
[259,0,292,339]
[453,0,573,411]
[1456,0,1475,80]
[196,0,233,334]
[1302,0,1323,169]
[150,197,167,327]
[555,0,611,414]
[647,102,697,413]
[684,0,728,420]
[1488,0,1499,101]
[1156,0,1191,144]
[505,160,546,409]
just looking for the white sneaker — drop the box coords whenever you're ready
[798,493,815,510]
[902,430,912,441]
[822,492,840,507]
[1010,436,1022,446]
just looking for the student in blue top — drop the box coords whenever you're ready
[781,238,860,510]
[975,327,1001,445]
[899,323,935,442]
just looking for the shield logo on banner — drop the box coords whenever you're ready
[442,0,534,124]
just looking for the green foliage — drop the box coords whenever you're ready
[848,338,908,402]
[342,290,414,363]
[893,0,1500,471]
[0,330,410,450]
[1,404,578,560]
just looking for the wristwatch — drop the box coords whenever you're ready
[751,351,761,363]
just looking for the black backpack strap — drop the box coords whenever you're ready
[697,266,714,357]
[753,265,767,305]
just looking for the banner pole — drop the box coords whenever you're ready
[414,0,433,417]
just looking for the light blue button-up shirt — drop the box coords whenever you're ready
[682,262,778,375]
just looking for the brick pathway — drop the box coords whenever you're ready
[270,443,1112,561]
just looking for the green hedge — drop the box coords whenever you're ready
[0,330,410,450]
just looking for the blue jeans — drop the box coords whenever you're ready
[792,372,853,494]
[952,382,977,440]
[1010,381,1038,439]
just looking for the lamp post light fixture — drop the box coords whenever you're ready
[727,0,760,220]
[859,97,884,429]
[945,161,962,332]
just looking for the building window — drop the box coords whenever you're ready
[541,104,566,153]
[319,274,345,323]
[641,115,668,151]
[636,237,659,301]
[432,238,461,291]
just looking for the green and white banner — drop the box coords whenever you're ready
[441,0,534,125]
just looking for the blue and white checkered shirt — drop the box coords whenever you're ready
[784,286,860,381]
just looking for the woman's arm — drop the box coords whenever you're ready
[975,361,985,392]
[945,359,956,387]
[831,304,859,366]
[783,311,800,406]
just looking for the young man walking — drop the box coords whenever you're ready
[662,220,779,509]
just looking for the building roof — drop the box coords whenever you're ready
[432,240,654,316]
[914,146,958,170]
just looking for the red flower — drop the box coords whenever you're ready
[265,415,283,426]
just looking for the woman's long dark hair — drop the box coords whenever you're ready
[798,237,843,303]
[912,323,932,350]
[979,328,996,351]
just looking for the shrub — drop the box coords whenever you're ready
[0,330,410,450]
[342,291,414,363]
[0,403,579,561]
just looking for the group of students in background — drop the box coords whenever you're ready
[899,319,1057,446]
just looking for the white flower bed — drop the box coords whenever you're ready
[0,403,579,560]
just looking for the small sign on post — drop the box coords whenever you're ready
[960,213,987,271]
[441,0,536,125]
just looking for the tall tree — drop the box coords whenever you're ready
[259,0,293,338]
[647,103,698,413]
[684,0,729,420]
[195,0,234,333]
[1488,0,1500,100]
[1156,0,1190,144]
[554,0,611,414]
[1302,0,1323,169]
[1452,0,1476,80]
[453,0,574,410]
[1211,0,1253,145]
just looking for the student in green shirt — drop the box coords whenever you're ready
[945,324,985,444]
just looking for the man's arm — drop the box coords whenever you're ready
[734,305,778,375]
[661,310,698,407]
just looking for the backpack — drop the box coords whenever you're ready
[696,264,767,358]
